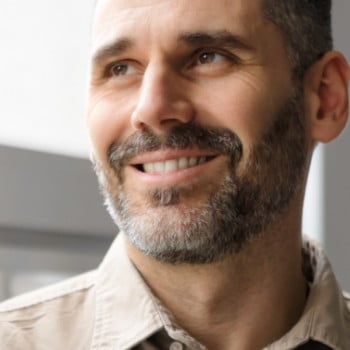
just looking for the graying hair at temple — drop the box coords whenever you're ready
[264,0,333,79]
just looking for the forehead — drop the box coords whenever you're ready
[92,0,266,50]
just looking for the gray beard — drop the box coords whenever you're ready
[95,90,307,264]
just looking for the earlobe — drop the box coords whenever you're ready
[306,51,350,143]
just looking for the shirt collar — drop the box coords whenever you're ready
[266,238,350,350]
[91,233,163,350]
[91,234,350,350]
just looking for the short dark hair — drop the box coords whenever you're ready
[264,0,333,79]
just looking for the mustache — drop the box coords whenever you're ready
[108,122,243,175]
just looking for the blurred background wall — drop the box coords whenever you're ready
[325,0,350,293]
[0,0,349,300]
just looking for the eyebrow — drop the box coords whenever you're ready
[178,30,254,51]
[92,38,134,68]
[92,30,254,68]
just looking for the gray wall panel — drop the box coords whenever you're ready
[0,145,116,237]
[324,0,350,290]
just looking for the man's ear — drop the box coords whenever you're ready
[304,51,350,143]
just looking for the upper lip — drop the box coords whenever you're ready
[128,149,218,165]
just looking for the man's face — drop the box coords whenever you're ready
[87,0,309,263]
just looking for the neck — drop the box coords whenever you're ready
[126,207,307,350]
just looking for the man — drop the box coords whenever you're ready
[0,0,349,349]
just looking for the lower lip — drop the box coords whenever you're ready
[127,158,218,186]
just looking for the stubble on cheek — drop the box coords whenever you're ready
[94,95,307,265]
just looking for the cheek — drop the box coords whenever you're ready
[194,74,275,149]
[87,90,134,163]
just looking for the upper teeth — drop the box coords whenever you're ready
[143,156,208,173]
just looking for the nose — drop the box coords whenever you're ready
[131,64,195,132]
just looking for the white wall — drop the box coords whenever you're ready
[303,146,325,242]
[0,0,94,157]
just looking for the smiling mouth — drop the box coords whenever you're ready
[133,155,217,173]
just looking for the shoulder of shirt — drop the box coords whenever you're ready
[0,270,98,349]
[0,269,97,314]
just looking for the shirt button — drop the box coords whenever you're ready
[169,341,184,350]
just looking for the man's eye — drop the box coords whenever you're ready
[196,52,226,65]
[109,62,136,77]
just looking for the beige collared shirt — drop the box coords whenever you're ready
[0,233,349,350]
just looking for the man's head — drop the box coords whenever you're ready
[88,0,349,264]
